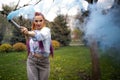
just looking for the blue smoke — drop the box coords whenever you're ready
[84,4,120,51]
[7,5,35,20]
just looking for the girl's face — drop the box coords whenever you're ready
[33,15,45,30]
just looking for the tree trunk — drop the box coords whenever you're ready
[90,41,101,80]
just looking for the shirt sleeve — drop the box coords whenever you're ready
[32,28,50,41]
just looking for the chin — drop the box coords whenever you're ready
[37,27,42,30]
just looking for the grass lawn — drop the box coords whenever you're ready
[0,46,120,80]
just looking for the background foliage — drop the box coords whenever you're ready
[0,43,13,52]
[0,5,71,46]
[50,15,71,46]
[13,42,26,51]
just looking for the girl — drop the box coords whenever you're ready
[21,12,52,80]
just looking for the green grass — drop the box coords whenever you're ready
[100,52,120,80]
[49,46,91,80]
[0,52,27,80]
[0,46,120,80]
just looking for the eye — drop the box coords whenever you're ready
[39,20,43,22]
[34,20,43,22]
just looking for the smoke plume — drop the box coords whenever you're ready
[83,1,120,53]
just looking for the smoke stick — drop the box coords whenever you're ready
[9,19,21,28]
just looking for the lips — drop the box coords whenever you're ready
[36,25,42,29]
[36,25,41,27]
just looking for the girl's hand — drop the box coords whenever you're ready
[20,27,28,35]
[34,54,43,58]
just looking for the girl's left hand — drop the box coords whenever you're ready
[34,54,43,58]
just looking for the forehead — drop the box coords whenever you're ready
[34,16,44,20]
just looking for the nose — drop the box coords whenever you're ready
[37,21,41,24]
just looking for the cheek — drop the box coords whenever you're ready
[34,23,38,25]
[42,21,45,25]
[41,22,44,25]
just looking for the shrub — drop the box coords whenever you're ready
[52,40,60,50]
[0,43,13,52]
[13,42,26,52]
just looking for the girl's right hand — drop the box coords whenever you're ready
[20,27,28,35]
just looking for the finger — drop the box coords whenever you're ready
[21,27,27,33]
[24,30,28,34]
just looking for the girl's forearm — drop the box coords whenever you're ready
[27,31,35,37]
[21,27,35,37]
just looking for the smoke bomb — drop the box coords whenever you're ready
[8,19,21,29]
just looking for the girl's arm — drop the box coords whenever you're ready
[21,27,35,37]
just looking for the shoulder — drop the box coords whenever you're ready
[41,27,50,32]
[43,27,50,30]
[33,27,50,32]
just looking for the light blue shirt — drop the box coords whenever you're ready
[29,27,51,57]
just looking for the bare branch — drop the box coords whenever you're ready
[14,0,20,10]
[34,0,42,5]
[17,0,42,10]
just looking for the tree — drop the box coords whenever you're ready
[0,13,12,44]
[1,4,14,15]
[0,14,5,44]
[0,4,16,44]
[52,15,71,46]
